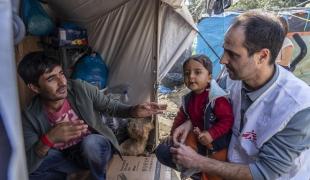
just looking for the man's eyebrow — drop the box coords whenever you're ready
[223,47,240,57]
[45,74,56,80]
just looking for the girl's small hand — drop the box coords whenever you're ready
[194,128,213,147]
[193,127,201,135]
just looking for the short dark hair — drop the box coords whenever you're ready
[183,54,213,74]
[17,51,61,85]
[230,11,285,64]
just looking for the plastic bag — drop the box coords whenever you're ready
[71,53,109,89]
[21,0,55,36]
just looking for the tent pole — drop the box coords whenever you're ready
[146,0,160,151]
[153,0,160,147]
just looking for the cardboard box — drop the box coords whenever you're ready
[107,155,171,180]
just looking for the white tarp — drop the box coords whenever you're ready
[46,0,196,104]
[158,2,197,81]
[0,0,28,179]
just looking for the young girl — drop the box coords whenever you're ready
[156,54,234,180]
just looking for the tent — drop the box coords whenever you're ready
[45,0,197,105]
[1,0,197,179]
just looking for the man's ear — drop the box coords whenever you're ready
[27,84,40,94]
[257,48,270,64]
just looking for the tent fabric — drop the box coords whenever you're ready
[86,0,156,104]
[279,9,310,32]
[46,0,196,104]
[162,0,183,8]
[45,0,129,23]
[0,0,28,179]
[162,0,197,30]
[158,2,197,81]
[196,12,237,78]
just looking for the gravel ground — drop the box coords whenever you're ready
[158,86,190,142]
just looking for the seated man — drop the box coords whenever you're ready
[17,51,166,180]
[170,11,310,180]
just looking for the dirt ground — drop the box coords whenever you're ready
[158,86,190,142]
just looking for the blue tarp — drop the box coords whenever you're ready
[196,13,238,78]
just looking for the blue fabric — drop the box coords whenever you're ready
[158,85,173,94]
[21,0,55,36]
[29,134,113,180]
[71,53,108,89]
[155,142,176,169]
[196,14,237,78]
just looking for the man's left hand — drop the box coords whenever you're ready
[170,143,202,169]
[131,102,167,118]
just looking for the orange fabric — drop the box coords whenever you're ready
[184,132,227,180]
[184,131,199,151]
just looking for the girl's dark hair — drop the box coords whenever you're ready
[17,51,61,85]
[183,54,213,74]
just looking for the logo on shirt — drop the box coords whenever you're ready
[241,130,257,142]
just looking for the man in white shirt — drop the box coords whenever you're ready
[170,11,310,180]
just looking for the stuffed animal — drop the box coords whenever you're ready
[120,118,154,156]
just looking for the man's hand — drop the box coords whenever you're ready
[130,102,167,118]
[170,143,202,169]
[193,127,213,147]
[171,143,253,180]
[172,120,192,145]
[46,115,88,143]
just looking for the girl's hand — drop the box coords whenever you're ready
[193,127,213,147]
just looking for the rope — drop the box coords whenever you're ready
[289,13,310,22]
[304,11,310,31]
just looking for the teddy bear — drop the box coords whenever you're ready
[120,118,154,156]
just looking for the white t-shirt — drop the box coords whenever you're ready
[276,37,294,63]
